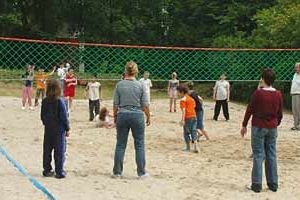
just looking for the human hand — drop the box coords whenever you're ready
[179,120,185,126]
[240,127,247,138]
[66,131,70,137]
[146,118,151,126]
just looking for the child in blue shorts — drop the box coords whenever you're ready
[187,82,210,140]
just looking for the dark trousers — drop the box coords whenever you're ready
[43,126,66,175]
[89,99,100,121]
[213,99,229,120]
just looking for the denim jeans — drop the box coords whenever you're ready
[251,126,278,187]
[196,111,204,130]
[183,118,197,142]
[113,111,146,176]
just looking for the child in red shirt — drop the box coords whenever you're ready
[64,68,77,111]
[177,84,199,153]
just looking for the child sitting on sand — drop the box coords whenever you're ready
[96,107,114,128]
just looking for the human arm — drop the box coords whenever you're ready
[213,82,217,101]
[240,92,256,137]
[113,85,120,123]
[277,92,283,126]
[48,66,56,76]
[58,98,70,136]
[40,99,46,125]
[227,82,230,102]
[150,80,153,88]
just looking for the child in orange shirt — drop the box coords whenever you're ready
[34,67,55,106]
[177,84,199,153]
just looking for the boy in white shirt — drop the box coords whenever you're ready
[213,74,230,121]
[85,74,101,121]
[57,62,70,96]
[140,71,153,103]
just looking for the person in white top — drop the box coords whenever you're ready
[140,71,153,103]
[85,74,101,121]
[290,62,300,130]
[57,62,70,96]
[213,74,230,121]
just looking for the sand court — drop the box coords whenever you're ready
[0,96,300,200]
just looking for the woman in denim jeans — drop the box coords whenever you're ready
[112,61,151,178]
[241,69,283,193]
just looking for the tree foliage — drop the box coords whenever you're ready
[0,0,299,48]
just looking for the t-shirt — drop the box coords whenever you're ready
[57,68,68,80]
[189,91,203,112]
[139,78,152,93]
[214,80,230,100]
[87,82,101,101]
[113,80,149,112]
[169,79,179,90]
[291,73,300,94]
[35,73,49,89]
[180,95,196,119]
[22,71,34,87]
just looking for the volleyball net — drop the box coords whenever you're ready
[0,37,299,81]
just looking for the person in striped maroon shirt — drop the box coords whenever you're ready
[240,69,283,193]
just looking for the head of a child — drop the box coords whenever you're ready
[295,63,300,74]
[60,63,64,68]
[171,72,177,80]
[125,61,138,77]
[187,81,194,90]
[68,68,74,76]
[46,79,61,102]
[220,73,226,80]
[38,68,44,74]
[99,107,108,121]
[89,74,97,83]
[176,84,189,98]
[144,71,150,79]
[261,68,275,87]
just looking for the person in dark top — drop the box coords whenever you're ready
[241,69,283,193]
[21,65,35,110]
[187,82,210,140]
[41,79,70,179]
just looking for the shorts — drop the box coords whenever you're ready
[169,89,177,98]
[196,111,204,130]
[64,87,75,97]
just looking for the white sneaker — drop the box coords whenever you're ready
[21,106,26,110]
[138,173,149,179]
[29,106,34,110]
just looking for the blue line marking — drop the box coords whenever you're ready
[0,145,57,200]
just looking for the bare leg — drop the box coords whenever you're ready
[69,97,73,111]
[169,98,172,112]
[174,99,177,112]
[200,129,210,140]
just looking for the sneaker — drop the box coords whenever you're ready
[55,171,66,179]
[111,174,122,179]
[29,106,34,110]
[21,106,26,110]
[42,170,55,177]
[267,183,278,192]
[138,173,149,179]
[291,127,298,131]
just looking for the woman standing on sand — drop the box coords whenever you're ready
[240,69,283,193]
[112,61,151,178]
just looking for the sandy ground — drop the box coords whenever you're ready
[0,96,300,200]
